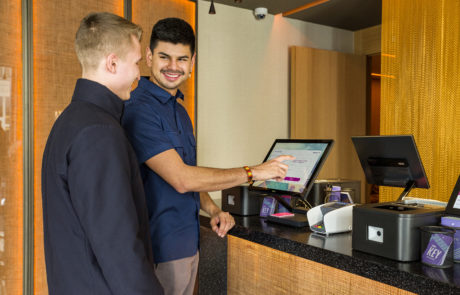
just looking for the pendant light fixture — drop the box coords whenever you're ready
[209,0,216,14]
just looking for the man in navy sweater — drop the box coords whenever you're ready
[41,12,163,294]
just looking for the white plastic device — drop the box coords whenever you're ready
[307,202,355,235]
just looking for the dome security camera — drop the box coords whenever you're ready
[254,7,268,20]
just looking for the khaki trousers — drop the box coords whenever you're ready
[154,252,199,295]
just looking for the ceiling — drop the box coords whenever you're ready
[203,0,382,31]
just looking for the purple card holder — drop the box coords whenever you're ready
[422,233,453,266]
[441,216,460,261]
[441,216,460,228]
[260,197,277,217]
[328,185,341,202]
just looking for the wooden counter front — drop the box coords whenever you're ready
[228,235,415,295]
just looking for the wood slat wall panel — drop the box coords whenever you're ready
[354,25,381,56]
[33,2,124,293]
[0,0,23,294]
[290,46,367,201]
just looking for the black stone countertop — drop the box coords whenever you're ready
[222,215,460,295]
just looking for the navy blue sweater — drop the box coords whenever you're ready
[41,79,163,295]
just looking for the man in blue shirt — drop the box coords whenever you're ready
[122,18,292,295]
[42,12,163,294]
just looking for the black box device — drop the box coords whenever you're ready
[353,202,443,261]
[351,135,444,261]
[221,185,261,216]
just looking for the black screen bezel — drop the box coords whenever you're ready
[249,139,334,200]
[351,135,430,189]
[445,175,460,215]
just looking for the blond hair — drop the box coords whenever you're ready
[75,12,142,71]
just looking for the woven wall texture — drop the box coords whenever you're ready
[33,2,125,293]
[0,1,23,294]
[380,0,460,202]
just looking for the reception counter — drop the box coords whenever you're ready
[199,215,460,295]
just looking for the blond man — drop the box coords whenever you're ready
[42,12,163,294]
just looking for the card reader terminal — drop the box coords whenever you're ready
[308,202,355,235]
[310,202,348,233]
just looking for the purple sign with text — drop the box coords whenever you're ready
[422,233,453,266]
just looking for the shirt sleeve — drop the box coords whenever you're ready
[67,125,163,295]
[122,102,174,164]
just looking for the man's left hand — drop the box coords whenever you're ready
[210,211,235,238]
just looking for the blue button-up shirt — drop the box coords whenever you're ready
[122,77,200,263]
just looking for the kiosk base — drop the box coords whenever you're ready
[266,213,309,228]
[352,202,443,261]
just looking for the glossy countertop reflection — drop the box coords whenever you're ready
[214,215,460,295]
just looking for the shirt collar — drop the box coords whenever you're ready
[72,78,124,121]
[138,76,184,104]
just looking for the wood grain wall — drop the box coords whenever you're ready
[354,25,381,56]
[290,46,367,202]
[33,3,125,293]
[0,1,23,294]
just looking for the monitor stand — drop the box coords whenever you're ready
[395,180,416,202]
[265,194,309,228]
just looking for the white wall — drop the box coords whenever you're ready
[196,1,354,204]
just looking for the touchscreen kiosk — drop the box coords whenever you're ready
[351,135,429,201]
[250,139,333,227]
[251,139,333,200]
[351,135,443,262]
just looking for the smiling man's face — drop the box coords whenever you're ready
[147,41,195,96]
